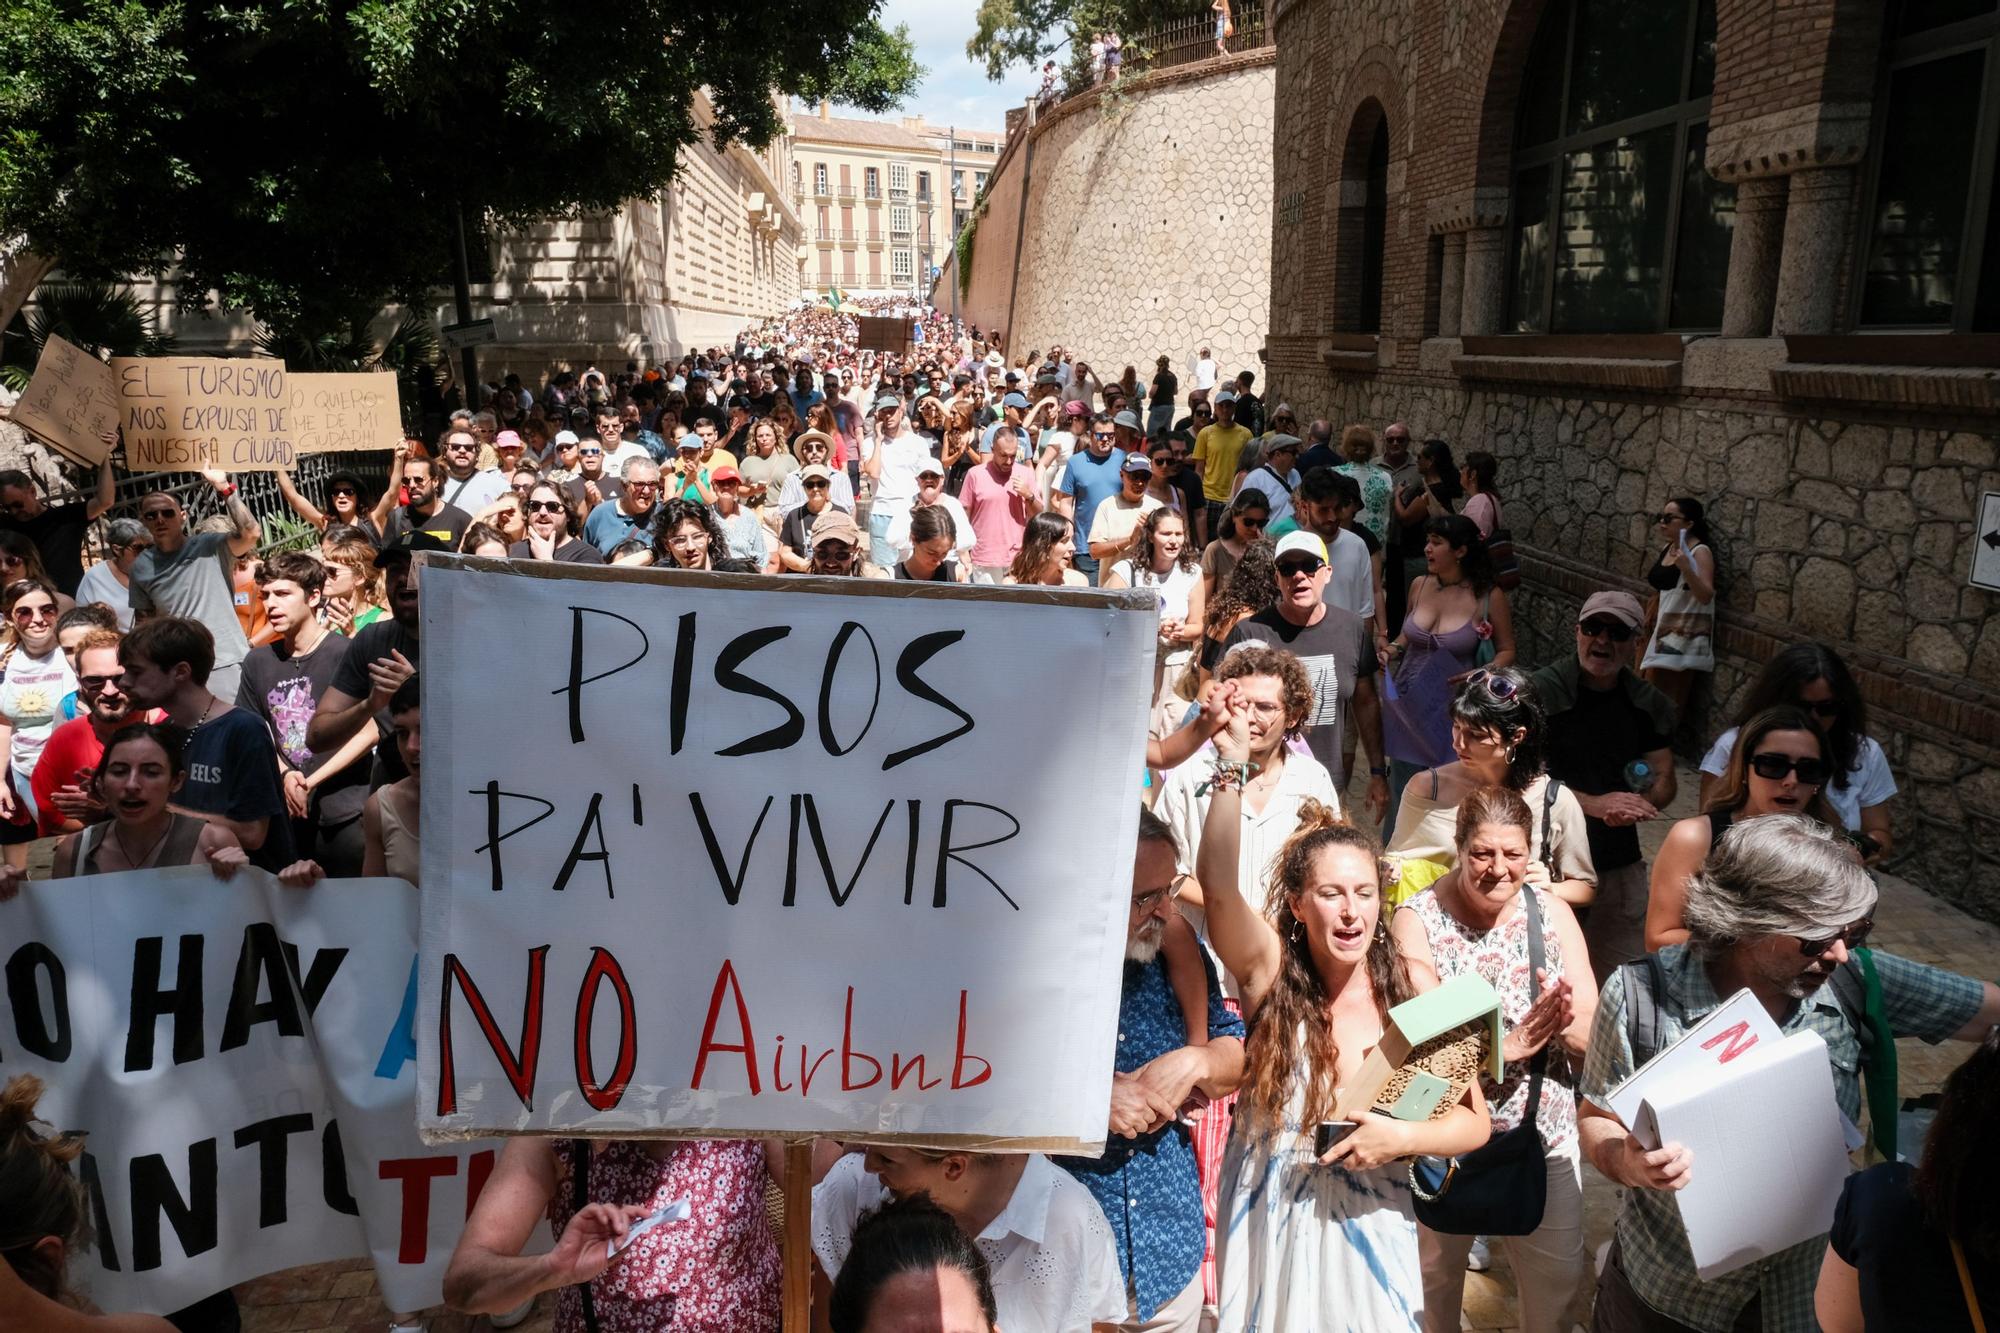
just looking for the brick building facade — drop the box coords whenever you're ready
[1266,0,2000,921]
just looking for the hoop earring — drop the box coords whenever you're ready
[1289,919,1304,944]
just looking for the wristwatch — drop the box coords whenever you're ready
[1369,766,1390,778]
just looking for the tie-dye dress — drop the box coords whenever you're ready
[1213,1075,1423,1332]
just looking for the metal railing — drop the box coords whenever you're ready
[1031,5,1271,114]
[67,452,392,563]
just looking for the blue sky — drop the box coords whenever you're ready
[842,0,1042,135]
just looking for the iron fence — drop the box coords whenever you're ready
[71,452,393,562]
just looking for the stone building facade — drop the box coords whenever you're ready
[1266,0,2000,920]
[936,51,1276,395]
[790,108,955,301]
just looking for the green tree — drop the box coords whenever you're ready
[0,0,922,333]
[965,0,1186,81]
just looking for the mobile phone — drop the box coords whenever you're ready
[1313,1120,1360,1157]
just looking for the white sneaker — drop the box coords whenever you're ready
[1466,1236,1492,1272]
[491,1299,536,1329]
[387,1322,426,1333]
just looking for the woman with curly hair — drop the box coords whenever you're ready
[1105,507,1205,718]
[1194,685,1489,1332]
[650,497,743,572]
[1193,538,1279,692]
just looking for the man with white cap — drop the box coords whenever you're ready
[1086,453,1163,572]
[862,392,932,574]
[885,460,975,570]
[1579,812,2000,1333]
[1532,589,1677,979]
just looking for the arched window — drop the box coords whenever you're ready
[1857,1,2000,328]
[1506,0,1734,333]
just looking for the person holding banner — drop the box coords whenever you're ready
[127,472,261,703]
[274,468,380,544]
[1578,815,1999,1333]
[1194,707,1490,1332]
[826,1196,999,1333]
[0,451,117,596]
[29,719,248,880]
[0,1075,177,1333]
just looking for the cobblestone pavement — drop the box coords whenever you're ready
[222,764,1997,1333]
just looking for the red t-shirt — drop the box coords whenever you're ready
[31,713,163,836]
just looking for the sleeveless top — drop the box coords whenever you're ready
[376,783,421,885]
[1404,885,1577,1148]
[1384,603,1486,768]
[77,814,208,874]
[548,1139,781,1333]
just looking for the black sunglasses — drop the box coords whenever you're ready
[1797,919,1872,958]
[1578,617,1636,642]
[1276,557,1325,578]
[1237,516,1269,530]
[804,480,831,491]
[1749,752,1829,785]
[526,500,566,514]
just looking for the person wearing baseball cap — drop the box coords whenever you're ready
[806,508,864,577]
[1530,586,1677,979]
[1083,451,1163,572]
[1111,409,1145,455]
[863,392,931,573]
[778,463,838,572]
[707,466,773,572]
[1192,388,1252,536]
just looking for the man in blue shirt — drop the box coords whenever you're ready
[1054,413,1127,583]
[1056,807,1244,1329]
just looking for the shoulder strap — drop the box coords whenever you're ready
[571,1140,601,1333]
[1540,777,1561,865]
[1621,954,1668,1068]
[1954,1237,1990,1333]
[1519,887,1547,1127]
[1826,958,1874,1061]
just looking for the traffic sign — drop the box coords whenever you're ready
[440,318,497,349]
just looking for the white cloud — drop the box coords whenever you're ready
[838,0,1042,134]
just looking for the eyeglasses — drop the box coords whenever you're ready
[1749,752,1829,785]
[140,509,178,522]
[815,544,856,563]
[1796,918,1872,958]
[1276,557,1325,578]
[1464,668,1520,701]
[11,605,56,624]
[579,447,604,457]
[1578,617,1636,642]
[511,481,537,494]
[526,500,566,514]
[625,481,659,493]
[1131,874,1189,915]
[1656,511,1686,524]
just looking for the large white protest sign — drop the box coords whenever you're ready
[417,559,1156,1150]
[0,870,502,1315]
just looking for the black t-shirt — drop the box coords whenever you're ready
[180,706,296,871]
[747,391,779,416]
[332,617,419,784]
[1167,472,1205,525]
[1831,1163,1995,1332]
[3,501,92,594]
[895,559,957,582]
[1539,675,1670,871]
[564,474,623,507]
[236,633,371,827]
[780,506,820,558]
[506,538,603,564]
[381,501,472,548]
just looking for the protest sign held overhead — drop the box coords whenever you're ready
[417,558,1156,1151]
[288,371,404,454]
[111,355,294,472]
[9,333,120,466]
[0,870,502,1316]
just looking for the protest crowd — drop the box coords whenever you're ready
[1,298,1997,1333]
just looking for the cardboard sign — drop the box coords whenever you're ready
[855,316,911,356]
[110,356,294,472]
[416,558,1156,1150]
[289,371,403,454]
[1604,987,1783,1143]
[9,333,120,466]
[0,870,508,1316]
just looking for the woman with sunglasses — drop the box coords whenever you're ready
[1649,704,1842,950]
[318,524,389,633]
[775,430,856,516]
[0,580,76,867]
[1002,512,1087,587]
[74,518,149,631]
[507,482,601,563]
[1638,496,1716,716]
[1200,488,1271,601]
[1697,643,1896,865]
[275,469,379,542]
[1385,666,1596,909]
[0,534,76,616]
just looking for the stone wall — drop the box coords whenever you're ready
[936,52,1275,382]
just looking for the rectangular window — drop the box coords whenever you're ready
[891,205,913,235]
[865,167,881,198]
[1552,122,1676,331]
[892,249,915,280]
[813,164,828,194]
[1861,50,1985,325]
[890,163,911,192]
[975,172,989,194]
[917,171,932,200]
[953,171,966,197]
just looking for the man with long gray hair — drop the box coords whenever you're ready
[1576,813,1999,1333]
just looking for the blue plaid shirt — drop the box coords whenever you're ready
[1055,950,1245,1319]
[1582,945,1986,1333]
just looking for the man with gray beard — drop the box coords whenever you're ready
[1054,807,1245,1331]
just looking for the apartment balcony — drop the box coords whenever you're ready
[837,185,857,199]
[889,187,910,202]
[865,232,886,246]
[864,192,882,206]
[890,225,914,240]
[812,182,833,200]
[916,196,934,210]
[815,232,836,247]
[839,230,859,246]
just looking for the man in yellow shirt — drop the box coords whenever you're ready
[1192,390,1253,536]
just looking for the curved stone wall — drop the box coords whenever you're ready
[938,52,1275,389]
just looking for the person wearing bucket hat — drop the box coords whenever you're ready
[1530,588,1676,980]
[806,508,864,577]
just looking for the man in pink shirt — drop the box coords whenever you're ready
[960,424,1043,584]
